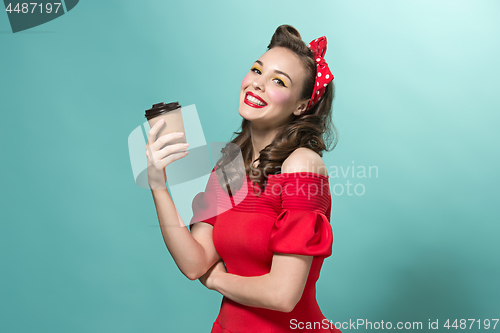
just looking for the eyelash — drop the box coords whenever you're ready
[251,67,287,87]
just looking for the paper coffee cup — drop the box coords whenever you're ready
[145,102,187,154]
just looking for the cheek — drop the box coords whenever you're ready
[267,89,292,106]
[241,73,252,90]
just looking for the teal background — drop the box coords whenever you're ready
[1,0,499,332]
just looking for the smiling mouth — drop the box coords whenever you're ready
[244,92,267,108]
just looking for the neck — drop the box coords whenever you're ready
[250,123,280,164]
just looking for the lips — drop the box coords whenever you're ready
[244,91,267,108]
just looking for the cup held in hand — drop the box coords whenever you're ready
[145,102,187,156]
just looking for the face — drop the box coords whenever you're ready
[239,47,310,130]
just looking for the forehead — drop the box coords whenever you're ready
[257,47,306,82]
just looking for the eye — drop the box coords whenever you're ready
[251,67,261,74]
[273,78,287,87]
[251,66,287,87]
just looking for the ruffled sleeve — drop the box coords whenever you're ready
[189,166,220,229]
[268,173,333,257]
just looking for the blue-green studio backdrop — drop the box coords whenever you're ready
[1,1,499,332]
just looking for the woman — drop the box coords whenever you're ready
[146,25,342,333]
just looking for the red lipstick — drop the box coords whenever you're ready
[244,91,267,108]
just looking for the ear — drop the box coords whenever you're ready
[293,98,310,116]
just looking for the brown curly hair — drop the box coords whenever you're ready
[215,24,338,195]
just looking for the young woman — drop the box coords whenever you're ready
[146,25,342,333]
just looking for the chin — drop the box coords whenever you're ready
[238,104,254,121]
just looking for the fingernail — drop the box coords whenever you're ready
[177,132,184,137]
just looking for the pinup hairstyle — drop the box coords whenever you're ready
[215,24,338,195]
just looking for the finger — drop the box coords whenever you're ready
[158,149,189,167]
[146,123,170,158]
[147,119,165,146]
[155,142,189,160]
[151,132,184,151]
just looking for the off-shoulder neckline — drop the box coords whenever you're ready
[271,172,328,179]
[212,166,329,179]
[246,171,329,179]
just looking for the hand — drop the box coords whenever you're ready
[199,260,227,290]
[146,119,189,189]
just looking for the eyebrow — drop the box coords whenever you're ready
[254,60,293,84]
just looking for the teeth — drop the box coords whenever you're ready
[246,94,265,106]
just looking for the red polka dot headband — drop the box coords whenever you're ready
[305,36,334,112]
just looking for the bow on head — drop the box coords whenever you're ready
[305,36,334,112]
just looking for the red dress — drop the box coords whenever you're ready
[190,165,342,333]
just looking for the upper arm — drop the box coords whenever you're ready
[281,148,328,176]
[269,253,313,312]
[267,148,325,312]
[190,222,221,277]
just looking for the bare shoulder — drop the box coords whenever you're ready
[281,147,328,176]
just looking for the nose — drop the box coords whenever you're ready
[252,76,265,91]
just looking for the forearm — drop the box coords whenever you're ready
[151,187,209,279]
[212,272,290,312]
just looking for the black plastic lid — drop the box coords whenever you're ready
[144,102,181,120]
